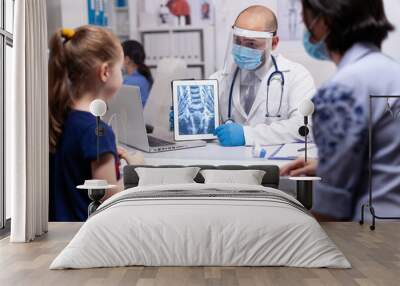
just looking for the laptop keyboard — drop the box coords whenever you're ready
[148,136,174,147]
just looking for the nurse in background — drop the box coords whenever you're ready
[122,40,153,106]
[281,0,400,221]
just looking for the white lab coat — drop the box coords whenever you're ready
[210,54,316,145]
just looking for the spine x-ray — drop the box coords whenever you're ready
[177,85,216,135]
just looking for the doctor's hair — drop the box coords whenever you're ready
[48,25,122,153]
[301,0,394,54]
[122,40,153,87]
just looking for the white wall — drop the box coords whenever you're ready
[213,0,334,88]
[383,0,400,62]
[46,0,399,86]
[213,0,277,70]
[61,0,88,28]
[46,0,62,39]
[46,0,88,37]
[213,0,400,88]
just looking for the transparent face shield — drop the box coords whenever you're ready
[222,26,275,76]
[221,27,276,122]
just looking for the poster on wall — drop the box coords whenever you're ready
[277,0,304,41]
[140,0,214,28]
[187,0,214,26]
[88,0,109,27]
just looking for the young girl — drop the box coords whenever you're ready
[122,40,153,107]
[49,26,143,222]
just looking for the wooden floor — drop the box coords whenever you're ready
[0,222,399,286]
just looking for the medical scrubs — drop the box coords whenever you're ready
[49,110,120,222]
[311,43,400,220]
[123,70,151,107]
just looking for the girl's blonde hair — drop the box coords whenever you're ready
[49,25,122,153]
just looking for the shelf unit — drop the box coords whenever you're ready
[107,0,216,79]
[138,25,215,79]
[107,0,139,41]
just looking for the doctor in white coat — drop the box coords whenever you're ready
[213,5,316,146]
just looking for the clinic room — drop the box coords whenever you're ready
[1,0,400,285]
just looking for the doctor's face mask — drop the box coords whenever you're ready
[231,27,274,71]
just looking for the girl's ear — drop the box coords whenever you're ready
[124,56,131,66]
[99,63,110,83]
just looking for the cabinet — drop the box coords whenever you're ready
[107,0,216,79]
[107,0,139,41]
[139,25,215,79]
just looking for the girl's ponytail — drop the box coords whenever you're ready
[49,29,72,153]
[48,26,121,153]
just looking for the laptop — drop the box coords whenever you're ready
[103,85,206,153]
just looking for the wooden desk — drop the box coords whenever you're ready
[1,222,399,286]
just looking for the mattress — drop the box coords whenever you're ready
[50,183,351,269]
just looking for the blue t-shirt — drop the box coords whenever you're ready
[123,70,151,107]
[49,110,120,222]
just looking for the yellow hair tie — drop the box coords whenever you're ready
[62,28,75,40]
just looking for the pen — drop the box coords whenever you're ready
[297,145,316,152]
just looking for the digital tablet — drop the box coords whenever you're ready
[172,79,219,141]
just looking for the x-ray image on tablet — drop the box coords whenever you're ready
[172,79,219,141]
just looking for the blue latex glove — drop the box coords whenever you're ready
[169,106,174,131]
[214,123,245,146]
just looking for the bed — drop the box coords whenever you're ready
[50,165,350,269]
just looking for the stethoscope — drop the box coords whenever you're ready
[226,55,285,123]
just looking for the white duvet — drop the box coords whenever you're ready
[50,183,351,269]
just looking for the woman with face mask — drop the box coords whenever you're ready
[281,0,400,222]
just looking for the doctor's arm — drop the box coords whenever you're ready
[243,64,316,145]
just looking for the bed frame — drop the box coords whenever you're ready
[123,165,280,189]
[122,165,314,210]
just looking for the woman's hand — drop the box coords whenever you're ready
[280,158,318,177]
[117,146,145,165]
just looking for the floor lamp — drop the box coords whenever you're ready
[77,99,116,217]
[290,99,321,210]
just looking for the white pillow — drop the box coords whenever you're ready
[135,167,201,186]
[200,169,266,185]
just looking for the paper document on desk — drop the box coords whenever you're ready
[269,143,318,160]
